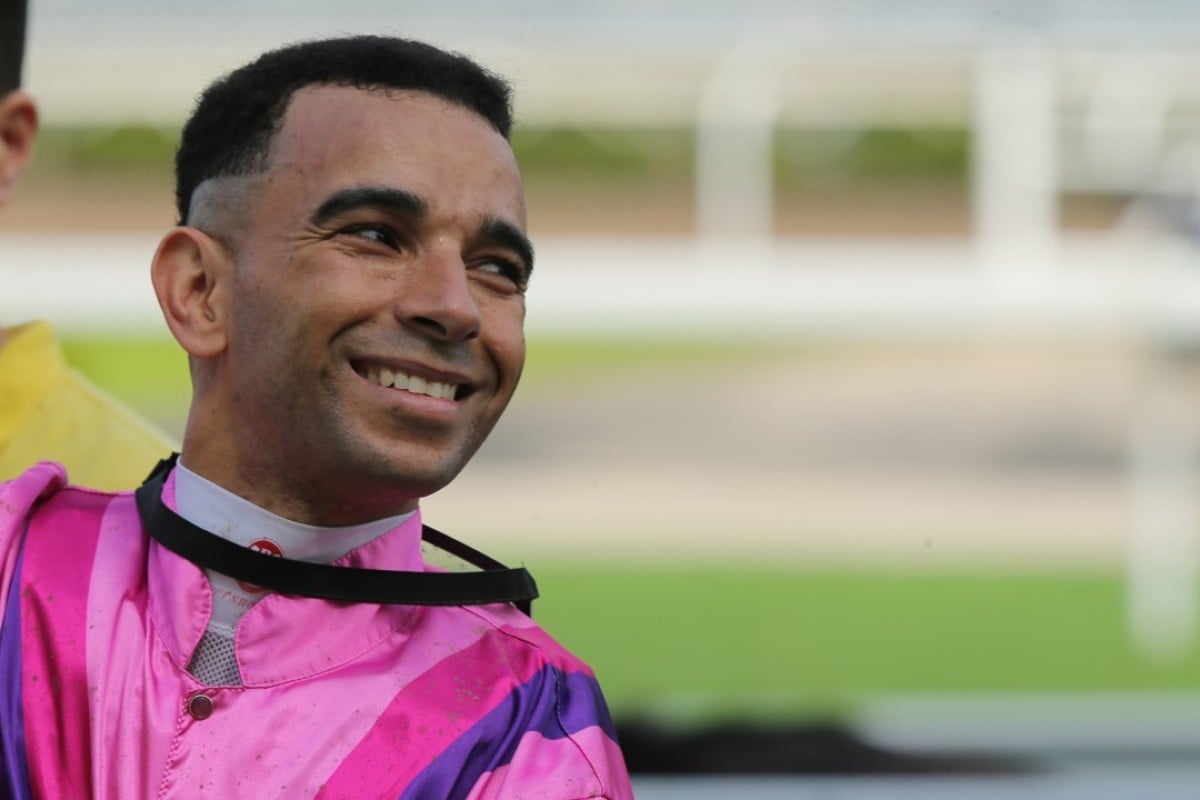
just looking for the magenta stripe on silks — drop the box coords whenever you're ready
[398,667,619,800]
[316,625,603,799]
[0,547,32,800]
[19,492,108,800]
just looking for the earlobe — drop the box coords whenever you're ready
[151,227,231,358]
[0,91,39,207]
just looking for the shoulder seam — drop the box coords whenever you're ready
[551,668,612,800]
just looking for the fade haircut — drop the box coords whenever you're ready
[175,35,514,223]
[0,0,27,94]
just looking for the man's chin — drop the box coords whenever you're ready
[355,453,463,500]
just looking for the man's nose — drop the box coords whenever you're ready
[395,248,482,343]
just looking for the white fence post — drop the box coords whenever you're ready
[972,40,1058,293]
[695,39,784,257]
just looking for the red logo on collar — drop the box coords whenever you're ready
[238,538,284,593]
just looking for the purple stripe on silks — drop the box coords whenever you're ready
[0,548,32,800]
[557,669,619,741]
[398,666,616,800]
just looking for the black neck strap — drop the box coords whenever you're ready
[134,457,537,615]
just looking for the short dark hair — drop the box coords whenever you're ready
[0,0,28,94]
[175,35,514,223]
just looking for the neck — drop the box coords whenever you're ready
[177,446,419,527]
[178,391,420,525]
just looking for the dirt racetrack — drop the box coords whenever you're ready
[426,341,1174,567]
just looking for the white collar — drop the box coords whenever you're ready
[172,459,414,633]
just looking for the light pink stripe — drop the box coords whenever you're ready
[86,493,188,800]
[466,727,634,800]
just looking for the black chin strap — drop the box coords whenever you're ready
[134,456,537,615]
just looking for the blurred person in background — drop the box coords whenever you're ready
[0,0,175,488]
[0,35,631,799]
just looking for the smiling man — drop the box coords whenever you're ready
[0,37,631,799]
[165,84,532,524]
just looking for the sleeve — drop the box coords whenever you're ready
[0,461,67,799]
[462,667,634,800]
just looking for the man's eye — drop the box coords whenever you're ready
[341,224,398,249]
[476,258,528,290]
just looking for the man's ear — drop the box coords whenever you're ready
[0,90,38,207]
[151,226,232,358]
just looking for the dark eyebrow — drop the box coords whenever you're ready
[479,217,535,279]
[310,186,427,226]
[312,186,534,277]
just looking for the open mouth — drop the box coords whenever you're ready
[354,362,466,401]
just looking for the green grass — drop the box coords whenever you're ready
[61,335,188,394]
[776,127,969,186]
[531,565,1200,720]
[33,123,969,184]
[60,334,190,433]
[522,337,789,392]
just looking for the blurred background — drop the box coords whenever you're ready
[7,0,1200,796]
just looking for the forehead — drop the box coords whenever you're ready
[266,85,524,225]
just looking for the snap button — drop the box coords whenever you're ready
[187,693,215,721]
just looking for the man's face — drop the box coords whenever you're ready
[214,86,530,515]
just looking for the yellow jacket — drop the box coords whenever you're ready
[0,321,176,490]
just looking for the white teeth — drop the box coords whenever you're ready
[365,365,457,400]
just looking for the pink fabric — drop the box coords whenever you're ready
[87,488,193,799]
[467,727,634,800]
[318,626,557,796]
[0,464,630,799]
[21,482,108,799]
[0,462,65,623]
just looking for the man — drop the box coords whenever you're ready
[0,0,176,488]
[0,36,632,799]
